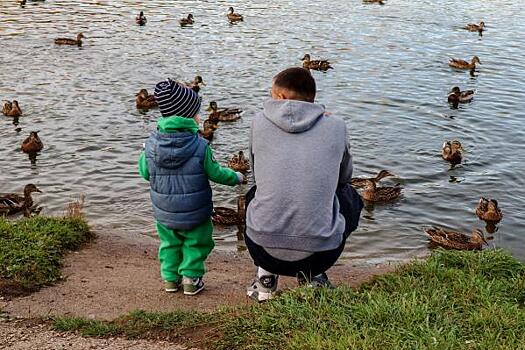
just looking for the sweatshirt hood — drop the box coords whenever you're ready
[262,99,325,133]
[156,115,199,134]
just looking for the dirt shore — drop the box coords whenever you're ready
[0,229,394,348]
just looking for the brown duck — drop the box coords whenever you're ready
[199,119,218,141]
[449,56,481,70]
[465,21,485,33]
[363,0,385,4]
[207,101,242,122]
[448,86,475,107]
[425,227,487,250]
[55,33,85,47]
[2,100,22,117]
[228,151,250,173]
[442,140,463,165]
[179,14,194,26]
[227,7,243,22]
[361,179,402,202]
[212,196,246,226]
[352,170,394,189]
[136,89,157,110]
[184,76,205,93]
[21,131,43,153]
[302,54,333,71]
[0,184,42,217]
[476,197,503,224]
[136,11,147,26]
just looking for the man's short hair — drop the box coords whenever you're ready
[273,67,316,102]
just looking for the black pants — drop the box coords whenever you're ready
[244,183,363,278]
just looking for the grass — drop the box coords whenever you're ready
[50,249,525,349]
[0,216,92,294]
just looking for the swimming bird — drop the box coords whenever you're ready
[136,11,147,26]
[361,179,402,203]
[447,86,475,106]
[228,151,250,174]
[302,54,333,71]
[352,170,394,189]
[476,197,503,224]
[184,76,205,93]
[179,14,194,26]
[21,131,43,153]
[465,21,485,33]
[449,56,481,70]
[442,140,463,165]
[54,33,85,47]
[2,100,22,117]
[227,7,243,22]
[212,196,246,226]
[136,89,157,110]
[363,0,385,4]
[425,227,487,250]
[199,119,218,141]
[0,184,42,217]
[207,101,242,122]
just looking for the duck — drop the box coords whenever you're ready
[465,21,485,33]
[301,54,333,71]
[199,119,218,141]
[136,11,147,26]
[447,86,475,107]
[442,140,463,165]
[476,197,503,224]
[363,0,385,4]
[425,227,487,250]
[448,56,481,70]
[179,14,194,26]
[352,170,394,189]
[184,76,205,93]
[54,33,85,47]
[361,179,402,203]
[228,151,250,173]
[227,7,243,22]
[136,89,157,110]
[0,184,42,217]
[212,196,246,226]
[207,101,242,122]
[2,100,22,117]
[21,131,43,153]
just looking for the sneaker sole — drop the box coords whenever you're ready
[165,288,179,293]
[183,285,204,296]
[247,289,273,302]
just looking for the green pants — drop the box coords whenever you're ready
[156,219,215,282]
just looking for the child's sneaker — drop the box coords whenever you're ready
[297,272,334,288]
[182,276,204,296]
[164,280,181,293]
[247,275,278,302]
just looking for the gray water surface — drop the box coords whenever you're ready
[1,0,524,263]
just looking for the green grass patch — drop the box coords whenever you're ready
[0,216,92,295]
[51,249,525,349]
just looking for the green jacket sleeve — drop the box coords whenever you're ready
[204,146,241,186]
[138,151,150,181]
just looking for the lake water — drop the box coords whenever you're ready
[1,0,524,263]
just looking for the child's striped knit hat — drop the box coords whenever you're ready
[154,78,201,118]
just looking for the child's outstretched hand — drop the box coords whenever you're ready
[236,172,247,184]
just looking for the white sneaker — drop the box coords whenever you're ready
[246,275,278,302]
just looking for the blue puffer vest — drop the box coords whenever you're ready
[145,131,212,230]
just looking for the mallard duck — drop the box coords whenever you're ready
[363,0,385,4]
[179,14,194,26]
[448,86,475,107]
[228,151,250,173]
[212,196,246,226]
[361,179,402,202]
[55,33,85,47]
[136,11,147,26]
[301,54,333,71]
[0,184,42,217]
[449,56,481,70]
[227,7,243,22]
[185,76,205,93]
[2,100,22,117]
[425,227,487,250]
[21,131,43,153]
[465,21,485,33]
[136,89,157,110]
[442,140,462,165]
[199,119,218,141]
[476,197,503,224]
[352,170,394,189]
[207,101,242,122]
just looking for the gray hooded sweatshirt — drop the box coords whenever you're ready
[246,99,353,259]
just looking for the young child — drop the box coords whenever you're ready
[139,78,244,296]
[245,67,363,301]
